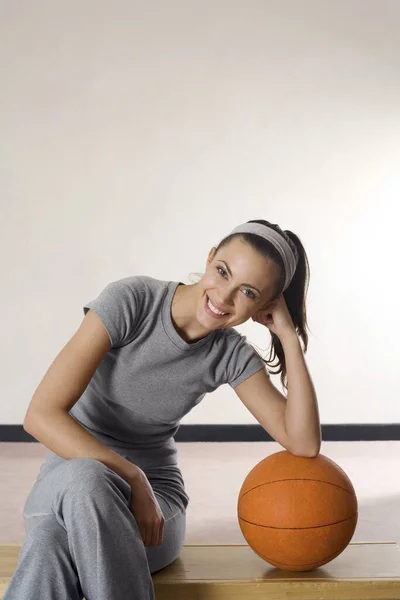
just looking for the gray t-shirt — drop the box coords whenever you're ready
[69,276,267,470]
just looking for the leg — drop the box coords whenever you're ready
[3,514,83,600]
[7,456,186,600]
[25,457,156,600]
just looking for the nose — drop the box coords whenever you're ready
[215,290,234,311]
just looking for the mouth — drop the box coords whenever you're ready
[204,294,231,319]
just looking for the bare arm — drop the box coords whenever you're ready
[23,309,140,485]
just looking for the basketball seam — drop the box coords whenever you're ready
[239,478,356,500]
[238,513,358,530]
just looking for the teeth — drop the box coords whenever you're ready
[208,298,227,316]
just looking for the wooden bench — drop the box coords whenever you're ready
[2,542,400,599]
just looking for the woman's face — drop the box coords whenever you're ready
[198,237,281,329]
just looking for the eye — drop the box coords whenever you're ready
[217,266,228,279]
[216,266,256,299]
[243,289,256,299]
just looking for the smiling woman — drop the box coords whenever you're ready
[168,232,284,344]
[6,218,319,600]
[188,219,311,392]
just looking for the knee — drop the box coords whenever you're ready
[66,457,107,482]
[65,458,109,492]
[65,458,130,500]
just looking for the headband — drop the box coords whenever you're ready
[228,222,298,292]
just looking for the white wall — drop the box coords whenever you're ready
[1,0,399,425]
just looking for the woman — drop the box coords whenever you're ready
[4,219,321,600]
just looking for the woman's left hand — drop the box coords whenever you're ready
[252,294,296,338]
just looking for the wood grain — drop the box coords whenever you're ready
[2,542,400,599]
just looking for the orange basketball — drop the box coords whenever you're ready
[237,450,358,571]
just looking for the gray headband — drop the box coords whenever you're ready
[228,223,299,292]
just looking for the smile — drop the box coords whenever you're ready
[204,295,231,318]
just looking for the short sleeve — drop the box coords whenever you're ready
[226,334,269,389]
[83,279,139,348]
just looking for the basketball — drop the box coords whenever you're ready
[237,450,358,571]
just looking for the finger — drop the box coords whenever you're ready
[138,526,146,546]
[143,525,152,547]
[150,523,159,547]
[157,521,164,546]
[156,520,164,547]
[139,526,146,546]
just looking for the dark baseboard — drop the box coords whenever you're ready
[1,424,400,442]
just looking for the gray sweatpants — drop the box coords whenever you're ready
[4,451,187,600]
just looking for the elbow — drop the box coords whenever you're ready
[23,410,41,435]
[23,413,32,433]
[291,447,320,458]
[302,448,320,458]
[289,440,321,458]
[23,413,38,442]
[288,430,322,458]
[24,408,67,438]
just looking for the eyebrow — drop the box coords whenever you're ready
[219,260,261,295]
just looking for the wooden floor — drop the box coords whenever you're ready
[2,542,400,599]
[2,442,400,547]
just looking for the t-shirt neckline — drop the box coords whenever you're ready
[162,281,217,351]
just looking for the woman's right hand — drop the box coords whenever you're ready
[129,467,165,547]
